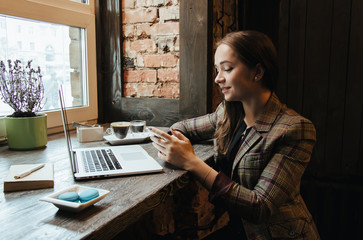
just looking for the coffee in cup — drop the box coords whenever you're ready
[106,122,130,139]
[130,120,146,134]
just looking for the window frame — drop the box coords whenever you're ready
[96,0,211,127]
[0,0,97,130]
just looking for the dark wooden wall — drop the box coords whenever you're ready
[179,0,213,119]
[211,0,239,111]
[240,0,363,238]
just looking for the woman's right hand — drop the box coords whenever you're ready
[149,127,218,189]
[149,127,198,171]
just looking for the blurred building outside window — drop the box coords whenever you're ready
[0,0,97,130]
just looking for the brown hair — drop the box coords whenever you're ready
[214,30,278,155]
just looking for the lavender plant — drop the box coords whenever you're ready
[0,59,45,117]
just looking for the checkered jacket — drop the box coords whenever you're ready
[171,93,320,240]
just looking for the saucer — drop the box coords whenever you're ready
[40,185,110,212]
[103,132,150,145]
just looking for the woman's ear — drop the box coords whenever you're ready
[254,63,265,82]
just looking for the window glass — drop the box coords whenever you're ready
[0,15,87,116]
[0,0,97,130]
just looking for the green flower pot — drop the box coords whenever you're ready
[5,113,47,150]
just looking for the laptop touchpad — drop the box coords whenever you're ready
[120,152,146,161]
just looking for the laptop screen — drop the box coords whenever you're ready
[59,86,76,173]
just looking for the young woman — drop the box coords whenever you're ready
[149,30,320,240]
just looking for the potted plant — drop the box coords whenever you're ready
[0,59,47,150]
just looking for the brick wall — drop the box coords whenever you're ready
[122,0,180,98]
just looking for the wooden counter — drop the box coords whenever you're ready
[0,130,220,239]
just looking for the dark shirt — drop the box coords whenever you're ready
[212,121,250,238]
[210,121,252,205]
[218,121,251,178]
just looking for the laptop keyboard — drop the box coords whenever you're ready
[80,149,122,172]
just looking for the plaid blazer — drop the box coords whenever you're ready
[171,93,320,240]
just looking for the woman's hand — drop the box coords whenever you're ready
[149,127,199,171]
[149,127,218,190]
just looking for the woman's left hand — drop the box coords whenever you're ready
[149,127,199,171]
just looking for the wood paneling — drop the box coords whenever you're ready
[325,0,351,176]
[211,0,239,111]
[95,0,123,123]
[235,0,363,238]
[276,0,363,180]
[180,0,213,119]
[343,0,363,176]
[301,180,363,240]
[286,0,307,114]
[303,0,333,175]
[239,0,279,47]
[275,0,363,238]
[301,180,363,239]
[120,98,179,127]
[276,0,290,103]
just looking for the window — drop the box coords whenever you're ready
[0,0,97,130]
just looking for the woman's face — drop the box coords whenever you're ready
[214,44,258,102]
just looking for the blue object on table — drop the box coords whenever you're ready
[58,192,79,202]
[79,189,99,203]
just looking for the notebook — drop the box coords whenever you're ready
[3,163,54,192]
[59,87,163,180]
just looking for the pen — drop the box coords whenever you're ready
[14,164,45,179]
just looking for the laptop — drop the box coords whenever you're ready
[59,87,163,180]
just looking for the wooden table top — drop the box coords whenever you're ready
[0,129,214,240]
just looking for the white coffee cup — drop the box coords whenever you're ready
[106,122,130,139]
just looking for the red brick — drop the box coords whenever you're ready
[159,6,179,22]
[169,0,179,6]
[122,8,157,24]
[156,37,176,53]
[123,82,179,98]
[122,0,135,9]
[124,70,157,83]
[130,39,155,53]
[123,40,131,56]
[153,23,179,34]
[174,36,179,51]
[124,83,137,97]
[136,55,144,67]
[124,83,157,97]
[143,54,179,68]
[136,0,165,7]
[158,69,179,83]
[123,25,135,38]
[155,83,179,98]
[136,22,179,37]
[122,1,180,99]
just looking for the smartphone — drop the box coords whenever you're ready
[146,127,161,139]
